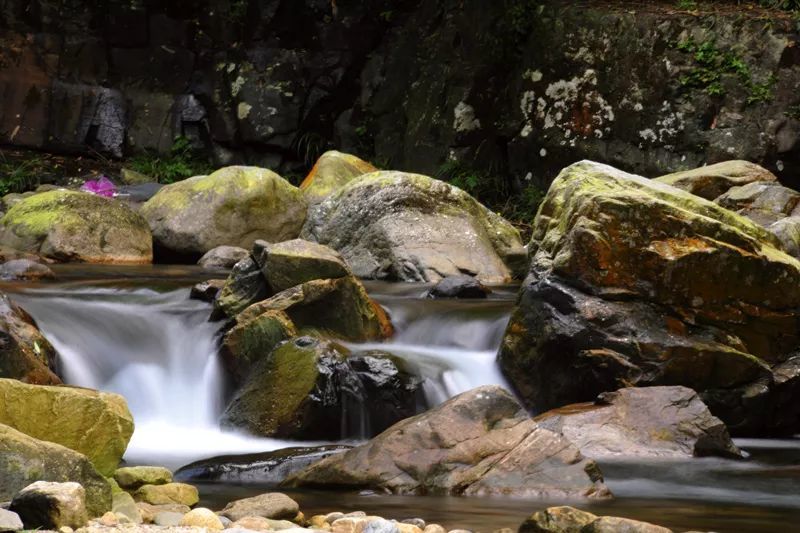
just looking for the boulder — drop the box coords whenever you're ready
[219,493,298,522]
[302,171,525,282]
[519,507,672,533]
[0,292,61,384]
[0,424,110,517]
[10,481,88,530]
[174,445,351,483]
[253,239,351,293]
[285,385,609,498]
[0,190,153,264]
[132,483,198,507]
[425,275,490,299]
[141,166,307,256]
[0,379,134,476]
[300,151,378,205]
[498,161,800,435]
[189,279,226,303]
[535,386,741,459]
[0,509,23,532]
[179,508,224,530]
[715,181,800,225]
[113,467,173,491]
[221,337,422,439]
[220,310,297,384]
[213,256,269,318]
[0,259,55,281]
[654,160,776,200]
[198,246,249,269]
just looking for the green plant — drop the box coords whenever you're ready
[128,136,213,184]
[676,0,698,10]
[0,156,43,196]
[785,104,800,119]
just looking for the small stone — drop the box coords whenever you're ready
[425,275,491,299]
[180,507,225,530]
[111,491,141,524]
[135,502,191,523]
[10,481,88,530]
[98,512,118,526]
[0,259,55,281]
[233,516,296,531]
[199,246,250,269]
[423,526,446,533]
[325,512,345,523]
[59,527,74,533]
[114,512,133,524]
[397,523,423,533]
[154,511,186,526]
[220,492,299,522]
[190,279,226,302]
[402,519,426,529]
[219,515,233,527]
[133,482,198,506]
[0,509,23,532]
[114,466,173,490]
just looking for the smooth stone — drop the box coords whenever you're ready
[135,502,191,524]
[114,466,173,490]
[0,509,23,532]
[219,492,299,522]
[133,483,198,506]
[425,275,490,299]
[0,259,55,281]
[154,512,185,527]
[10,481,88,530]
[179,508,224,530]
[189,279,226,303]
[198,246,250,270]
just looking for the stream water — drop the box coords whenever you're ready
[4,265,799,532]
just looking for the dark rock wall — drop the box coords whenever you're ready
[2,0,800,185]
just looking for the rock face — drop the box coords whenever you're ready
[0,424,111,518]
[254,239,351,293]
[0,292,61,384]
[0,379,134,476]
[300,151,378,205]
[285,385,609,498]
[520,506,672,533]
[498,161,800,435]
[221,337,422,440]
[654,160,777,201]
[141,166,307,256]
[302,171,525,283]
[536,386,741,459]
[10,481,88,530]
[0,191,152,264]
[197,246,249,269]
[218,493,299,522]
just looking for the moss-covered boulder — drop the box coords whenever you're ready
[520,507,672,533]
[221,310,297,384]
[0,292,61,385]
[498,161,800,435]
[299,151,377,205]
[253,238,351,293]
[141,166,307,256]
[212,256,269,318]
[0,379,134,476]
[132,483,198,507]
[114,466,173,491]
[0,190,152,263]
[220,337,423,439]
[654,160,777,201]
[302,171,525,282]
[0,424,111,517]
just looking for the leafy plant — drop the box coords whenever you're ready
[0,156,43,196]
[128,136,213,184]
[676,0,698,10]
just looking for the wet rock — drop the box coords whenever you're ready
[0,292,61,384]
[0,259,55,281]
[0,191,152,264]
[302,171,526,283]
[0,509,23,532]
[113,467,173,491]
[141,166,307,256]
[221,337,422,440]
[425,275,490,299]
[654,160,777,201]
[132,484,198,507]
[179,508,223,530]
[10,481,88,530]
[174,445,350,484]
[189,279,226,303]
[213,256,269,318]
[285,385,609,498]
[220,310,297,383]
[498,161,800,434]
[117,183,164,204]
[219,492,299,522]
[519,506,672,533]
[0,378,133,476]
[198,246,249,270]
[535,386,741,459]
[253,239,351,293]
[300,151,378,206]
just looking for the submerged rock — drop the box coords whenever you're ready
[141,166,307,256]
[654,160,776,200]
[425,275,490,299]
[300,151,377,205]
[0,259,55,281]
[520,506,672,533]
[302,171,526,282]
[285,385,609,498]
[253,238,351,293]
[218,492,299,522]
[197,246,249,270]
[0,190,153,264]
[535,386,742,459]
[10,481,88,530]
[0,378,134,476]
[0,292,61,384]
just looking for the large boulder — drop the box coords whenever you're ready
[285,385,609,498]
[0,424,111,517]
[10,481,88,530]
[654,160,777,201]
[300,151,377,205]
[498,161,800,435]
[0,379,134,476]
[220,337,422,440]
[140,166,307,256]
[535,386,741,459]
[0,190,152,263]
[302,171,526,282]
[0,292,61,385]
[253,238,351,293]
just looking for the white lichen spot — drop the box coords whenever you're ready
[523,69,544,82]
[633,103,644,112]
[777,160,785,171]
[539,148,547,157]
[453,101,481,133]
[237,102,252,120]
[231,76,246,97]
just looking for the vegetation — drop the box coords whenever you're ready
[128,137,213,184]
[0,156,44,196]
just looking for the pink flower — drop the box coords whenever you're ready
[80,176,116,197]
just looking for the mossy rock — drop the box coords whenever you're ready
[133,483,198,506]
[253,238,351,293]
[0,379,134,476]
[141,166,307,256]
[300,151,377,205]
[114,466,173,490]
[0,190,153,263]
[0,291,61,385]
[0,423,111,517]
[213,256,269,318]
[221,310,297,384]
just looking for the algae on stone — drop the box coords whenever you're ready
[300,151,377,205]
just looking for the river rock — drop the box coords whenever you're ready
[498,161,800,434]
[654,160,777,200]
[132,484,198,507]
[213,256,270,318]
[0,509,23,532]
[0,424,110,517]
[535,386,741,459]
[302,171,525,283]
[0,292,61,384]
[174,446,350,483]
[220,310,297,383]
[219,492,299,522]
[189,279,226,303]
[135,503,191,524]
[0,190,153,264]
[425,275,490,299]
[198,246,249,270]
[285,385,609,498]
[10,481,88,530]
[0,259,55,281]
[300,151,377,205]
[113,467,173,490]
[111,492,141,524]
[141,166,307,256]
[179,508,223,530]
[0,379,133,476]
[221,337,422,439]
[519,506,672,533]
[253,239,351,293]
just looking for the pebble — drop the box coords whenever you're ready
[179,508,224,530]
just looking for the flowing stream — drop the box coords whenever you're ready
[5,266,799,532]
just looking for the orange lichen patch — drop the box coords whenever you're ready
[570,103,596,137]
[646,237,717,260]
